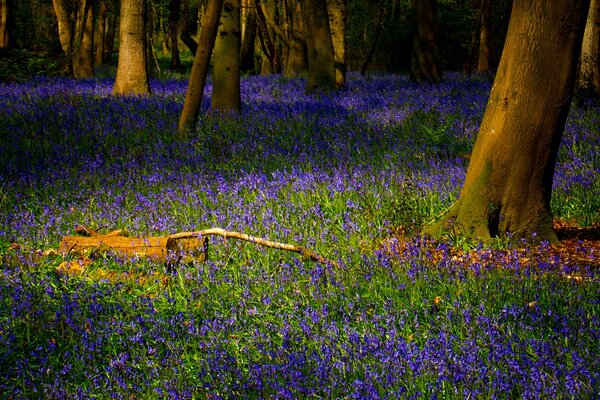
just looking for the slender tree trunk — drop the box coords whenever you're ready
[168,0,182,69]
[410,0,441,82]
[73,0,94,78]
[212,0,241,112]
[579,0,600,93]
[95,1,107,66]
[424,0,590,243]
[240,0,257,73]
[255,0,279,74]
[178,0,223,136]
[180,0,198,55]
[299,0,336,91]
[0,0,12,49]
[113,0,150,95]
[360,0,384,75]
[104,7,117,61]
[477,0,491,72]
[327,0,346,88]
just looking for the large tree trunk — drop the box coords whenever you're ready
[180,0,198,55]
[327,0,346,88]
[177,0,223,136]
[113,0,150,95]
[410,0,441,82]
[212,0,241,112]
[0,0,12,49]
[424,0,590,243]
[299,0,336,91]
[579,0,600,93]
[73,0,94,78]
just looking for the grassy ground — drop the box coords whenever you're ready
[0,72,598,399]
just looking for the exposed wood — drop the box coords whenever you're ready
[60,232,208,266]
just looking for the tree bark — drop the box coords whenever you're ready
[212,0,241,112]
[327,0,346,87]
[240,0,257,73]
[52,0,74,74]
[180,0,198,55]
[476,0,491,72]
[410,0,441,82]
[113,0,150,95]
[95,1,107,66]
[168,0,182,69]
[73,0,94,78]
[579,0,600,93]
[299,0,337,91]
[424,0,591,243]
[0,0,12,49]
[104,6,117,61]
[177,0,223,136]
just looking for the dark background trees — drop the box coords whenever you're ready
[1,0,516,81]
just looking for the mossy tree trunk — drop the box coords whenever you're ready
[113,0,150,95]
[424,0,590,243]
[212,0,241,112]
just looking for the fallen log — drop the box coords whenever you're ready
[59,231,208,266]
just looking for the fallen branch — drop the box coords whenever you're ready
[168,228,339,267]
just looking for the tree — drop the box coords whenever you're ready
[327,0,347,88]
[95,1,108,66]
[0,0,12,49]
[257,0,305,76]
[424,0,591,243]
[73,0,94,78]
[579,0,599,93]
[299,0,337,91]
[177,0,223,136]
[212,0,241,112]
[113,0,150,95]
[240,0,257,74]
[410,0,441,82]
[168,0,182,70]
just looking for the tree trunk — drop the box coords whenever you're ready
[255,0,279,74]
[73,0,94,78]
[410,0,441,82]
[424,0,590,243]
[104,7,117,61]
[180,0,198,55]
[327,0,346,88]
[476,0,491,72]
[52,0,74,74]
[95,1,107,66]
[113,0,150,95]
[212,0,241,112]
[240,0,257,73]
[168,0,182,69]
[0,0,12,49]
[579,0,600,93]
[177,0,223,136]
[299,0,336,91]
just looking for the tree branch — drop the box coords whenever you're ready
[168,227,338,267]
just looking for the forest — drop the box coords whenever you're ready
[0,0,599,398]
